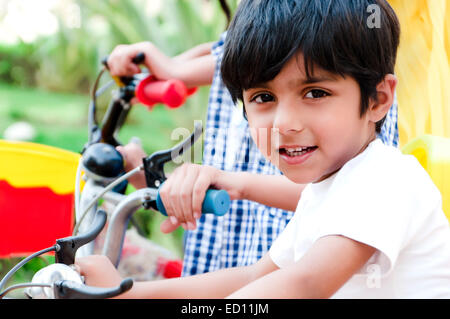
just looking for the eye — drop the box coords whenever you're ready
[251,93,274,104]
[305,89,330,99]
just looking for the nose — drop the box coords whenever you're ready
[273,100,304,135]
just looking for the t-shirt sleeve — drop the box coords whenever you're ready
[316,193,401,276]
[269,213,298,268]
[314,150,434,276]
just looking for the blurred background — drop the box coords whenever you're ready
[0,0,239,152]
[0,0,239,290]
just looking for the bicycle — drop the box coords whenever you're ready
[0,53,230,299]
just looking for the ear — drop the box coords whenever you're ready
[368,74,397,123]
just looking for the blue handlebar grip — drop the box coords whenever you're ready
[156,188,230,217]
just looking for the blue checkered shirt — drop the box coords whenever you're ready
[182,33,399,276]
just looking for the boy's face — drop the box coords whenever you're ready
[243,53,377,184]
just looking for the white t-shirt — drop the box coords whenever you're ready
[269,139,450,298]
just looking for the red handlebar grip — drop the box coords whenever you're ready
[136,75,191,109]
[187,87,198,96]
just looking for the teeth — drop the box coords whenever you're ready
[285,147,308,152]
[286,149,308,156]
[284,146,314,156]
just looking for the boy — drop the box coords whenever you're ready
[110,11,399,278]
[76,0,450,298]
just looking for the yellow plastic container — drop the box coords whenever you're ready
[402,135,450,221]
[0,140,80,194]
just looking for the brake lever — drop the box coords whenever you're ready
[55,210,107,265]
[143,121,203,189]
[54,277,133,299]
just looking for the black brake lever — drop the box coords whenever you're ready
[54,277,133,299]
[143,122,203,189]
[55,210,107,265]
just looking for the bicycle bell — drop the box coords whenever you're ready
[82,143,125,182]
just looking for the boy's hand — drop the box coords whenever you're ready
[75,255,123,289]
[158,163,243,231]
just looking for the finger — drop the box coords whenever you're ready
[169,165,192,226]
[160,170,186,225]
[109,48,140,76]
[115,54,134,76]
[108,52,125,76]
[160,218,180,234]
[128,142,146,156]
[116,143,146,170]
[159,180,177,223]
[125,63,141,75]
[191,167,212,220]
[178,165,200,229]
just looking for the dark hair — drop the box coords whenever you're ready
[221,0,400,132]
[218,0,232,28]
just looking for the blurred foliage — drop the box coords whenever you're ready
[0,0,239,128]
[0,0,239,296]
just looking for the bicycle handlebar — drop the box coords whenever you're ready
[92,52,197,147]
[0,209,129,299]
[80,123,231,221]
[103,51,197,109]
[23,263,133,299]
[54,277,133,299]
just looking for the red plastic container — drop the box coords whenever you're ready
[0,181,74,257]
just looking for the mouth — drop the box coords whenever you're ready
[278,145,318,165]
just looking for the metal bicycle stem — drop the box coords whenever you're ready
[102,187,158,267]
[75,179,160,268]
[75,179,126,258]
